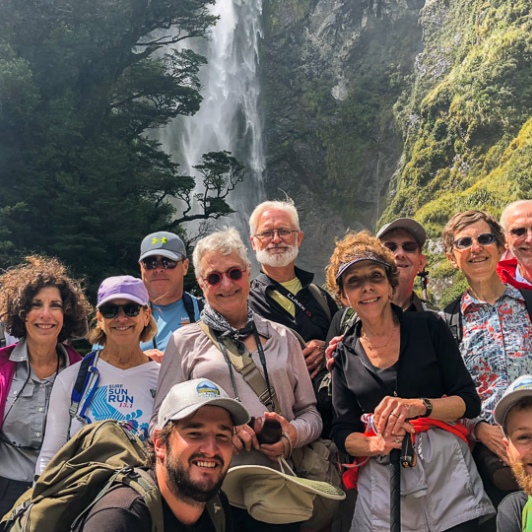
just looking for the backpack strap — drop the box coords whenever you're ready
[69,351,100,435]
[183,292,202,324]
[307,284,332,322]
[197,321,282,414]
[0,323,6,349]
[339,307,356,335]
[518,288,532,324]
[442,296,463,344]
[70,467,164,532]
[206,493,226,532]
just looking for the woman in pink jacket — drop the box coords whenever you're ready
[0,256,90,515]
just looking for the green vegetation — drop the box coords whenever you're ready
[0,0,244,296]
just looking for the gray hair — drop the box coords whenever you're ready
[193,227,251,278]
[500,200,532,231]
[249,199,300,236]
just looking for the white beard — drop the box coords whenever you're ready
[256,242,300,268]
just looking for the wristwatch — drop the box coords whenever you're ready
[421,397,433,418]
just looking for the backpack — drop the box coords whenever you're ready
[442,288,532,344]
[1,420,163,531]
[1,419,226,532]
[183,292,204,324]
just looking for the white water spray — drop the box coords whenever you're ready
[161,0,265,231]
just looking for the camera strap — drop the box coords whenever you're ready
[197,320,282,414]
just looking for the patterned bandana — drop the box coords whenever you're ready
[201,304,256,351]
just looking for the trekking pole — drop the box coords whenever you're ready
[389,447,401,532]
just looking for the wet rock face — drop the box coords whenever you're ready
[260,1,423,280]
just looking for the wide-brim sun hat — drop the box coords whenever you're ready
[222,461,345,524]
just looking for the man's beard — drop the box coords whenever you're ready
[166,450,226,505]
[256,241,299,268]
[511,460,532,495]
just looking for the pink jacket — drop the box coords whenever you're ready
[0,342,82,430]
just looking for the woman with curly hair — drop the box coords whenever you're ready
[0,256,90,515]
[326,231,493,531]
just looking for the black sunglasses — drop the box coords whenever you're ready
[509,227,532,237]
[99,303,142,319]
[453,233,496,250]
[383,241,419,253]
[140,257,180,270]
[204,267,246,286]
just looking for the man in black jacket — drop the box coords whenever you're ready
[248,200,338,381]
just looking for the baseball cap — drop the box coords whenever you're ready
[97,275,149,307]
[139,231,187,262]
[335,252,392,282]
[156,378,250,430]
[376,218,427,248]
[494,375,532,433]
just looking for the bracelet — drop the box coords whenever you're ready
[281,432,293,458]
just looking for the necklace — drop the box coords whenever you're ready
[360,325,399,349]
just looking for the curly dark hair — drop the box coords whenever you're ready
[326,230,399,304]
[0,256,91,341]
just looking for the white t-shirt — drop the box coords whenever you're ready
[36,356,159,475]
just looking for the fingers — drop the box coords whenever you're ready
[144,349,164,363]
[374,397,416,437]
[303,340,325,378]
[232,423,259,453]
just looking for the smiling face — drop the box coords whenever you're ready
[24,286,64,346]
[446,220,504,283]
[380,229,426,293]
[504,403,532,495]
[504,202,532,271]
[340,261,392,320]
[251,207,303,268]
[155,405,233,503]
[199,251,251,326]
[140,254,189,306]
[96,297,151,347]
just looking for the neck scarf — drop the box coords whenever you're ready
[201,304,256,351]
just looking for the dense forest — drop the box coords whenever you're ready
[0,0,244,295]
[1,0,531,303]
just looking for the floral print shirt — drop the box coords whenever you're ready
[460,285,532,424]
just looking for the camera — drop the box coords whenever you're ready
[248,417,282,444]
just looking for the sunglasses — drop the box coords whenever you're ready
[203,267,246,286]
[453,233,496,250]
[383,241,419,253]
[509,227,532,238]
[99,303,142,319]
[140,257,180,270]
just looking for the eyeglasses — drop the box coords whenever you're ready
[254,228,298,242]
[140,257,181,270]
[203,267,246,286]
[99,303,143,319]
[383,241,419,253]
[509,227,532,238]
[453,233,496,250]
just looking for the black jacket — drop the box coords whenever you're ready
[249,266,338,342]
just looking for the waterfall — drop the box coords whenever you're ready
[161,0,265,237]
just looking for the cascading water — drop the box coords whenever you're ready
[160,0,265,236]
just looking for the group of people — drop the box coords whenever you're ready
[1,198,532,532]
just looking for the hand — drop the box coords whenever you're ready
[144,349,164,363]
[232,423,260,454]
[475,422,509,464]
[257,411,297,462]
[373,396,422,437]
[302,340,326,379]
[368,430,407,456]
[325,335,344,372]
